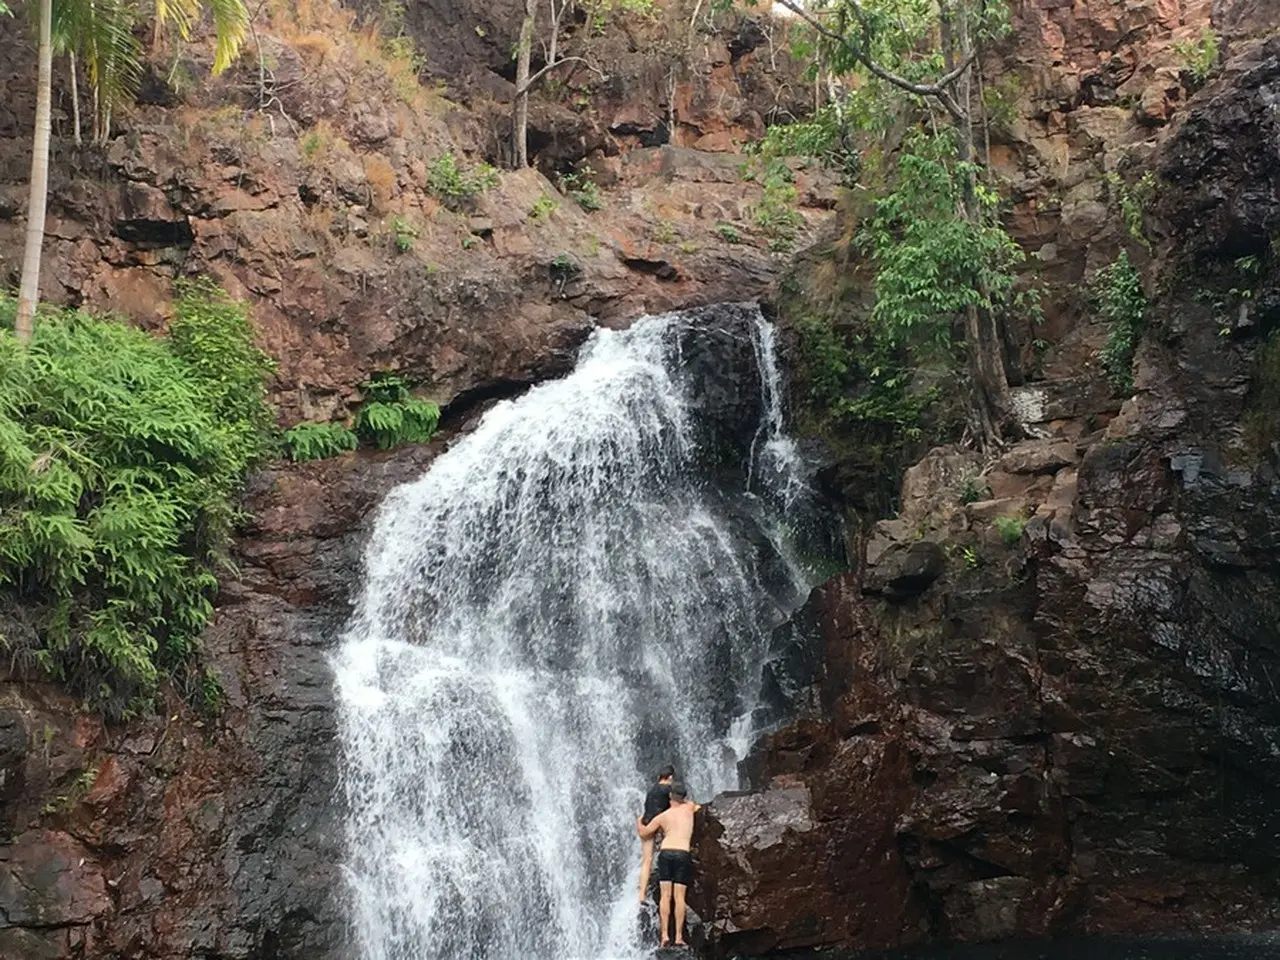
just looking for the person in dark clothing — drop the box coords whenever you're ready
[637,764,675,904]
[637,781,700,948]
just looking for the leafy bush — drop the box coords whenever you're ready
[1174,27,1219,86]
[1094,251,1147,395]
[427,153,499,209]
[1105,172,1156,248]
[993,515,1025,546]
[0,285,273,716]
[283,422,359,461]
[355,374,441,449]
[715,222,742,244]
[958,472,990,505]
[529,193,559,221]
[389,215,418,253]
[560,170,603,211]
[861,132,1027,358]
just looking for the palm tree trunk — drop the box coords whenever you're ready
[15,0,54,343]
[70,53,82,146]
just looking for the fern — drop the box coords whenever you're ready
[0,285,272,716]
[283,422,359,461]
[354,374,441,449]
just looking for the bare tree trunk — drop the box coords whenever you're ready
[513,0,537,168]
[16,0,53,343]
[547,0,560,71]
[941,1,1010,446]
[69,53,82,146]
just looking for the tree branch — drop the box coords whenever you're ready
[772,0,975,112]
[514,55,602,98]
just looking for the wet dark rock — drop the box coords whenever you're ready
[863,541,947,597]
[666,302,768,468]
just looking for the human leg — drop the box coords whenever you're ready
[673,883,688,946]
[639,836,654,903]
[658,881,673,946]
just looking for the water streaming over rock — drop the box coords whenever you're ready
[334,303,825,960]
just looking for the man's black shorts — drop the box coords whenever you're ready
[656,849,693,886]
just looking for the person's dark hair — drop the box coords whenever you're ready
[669,781,688,800]
[657,764,676,781]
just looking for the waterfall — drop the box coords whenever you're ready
[334,303,823,960]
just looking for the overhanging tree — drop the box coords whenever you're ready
[773,0,1023,445]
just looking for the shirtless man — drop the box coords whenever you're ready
[636,782,700,949]
[638,764,675,904]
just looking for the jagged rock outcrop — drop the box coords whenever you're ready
[693,34,1280,956]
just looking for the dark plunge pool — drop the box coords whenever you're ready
[835,935,1280,960]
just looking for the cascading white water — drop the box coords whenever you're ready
[334,304,821,960]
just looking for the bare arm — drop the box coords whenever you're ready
[637,810,665,839]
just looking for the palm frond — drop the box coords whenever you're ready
[154,0,199,40]
[52,0,143,107]
[205,0,248,74]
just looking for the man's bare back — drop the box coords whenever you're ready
[642,798,699,851]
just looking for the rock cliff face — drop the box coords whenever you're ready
[693,33,1280,956]
[2,0,1279,955]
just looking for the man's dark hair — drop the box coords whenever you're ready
[658,764,676,781]
[669,781,688,800]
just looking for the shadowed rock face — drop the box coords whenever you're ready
[691,36,1280,958]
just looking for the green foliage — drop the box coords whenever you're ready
[981,74,1022,131]
[300,128,327,159]
[859,132,1028,357]
[751,159,803,251]
[651,219,677,244]
[389,215,418,253]
[529,193,559,221]
[1093,251,1147,395]
[715,222,743,244]
[427,153,500,209]
[1105,172,1156,248]
[753,107,861,187]
[958,472,990,505]
[790,306,940,458]
[993,514,1025,546]
[282,422,359,461]
[0,284,273,715]
[560,170,603,211]
[1174,27,1219,85]
[355,375,440,450]
[170,277,276,469]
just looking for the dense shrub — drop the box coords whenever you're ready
[0,286,273,716]
[426,152,499,209]
[1094,251,1147,395]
